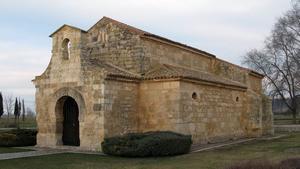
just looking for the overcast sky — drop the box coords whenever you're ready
[0,0,292,111]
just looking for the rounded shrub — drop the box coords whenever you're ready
[0,129,37,147]
[0,133,17,146]
[101,131,192,157]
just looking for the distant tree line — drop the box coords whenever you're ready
[0,92,35,128]
[0,92,3,119]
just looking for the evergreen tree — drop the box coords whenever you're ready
[13,98,18,127]
[18,98,21,117]
[0,92,3,119]
[17,98,21,128]
[22,99,25,121]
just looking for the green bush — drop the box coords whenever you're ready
[0,129,37,147]
[101,131,192,157]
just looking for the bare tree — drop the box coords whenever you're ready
[243,0,300,123]
[26,107,35,118]
[4,94,14,123]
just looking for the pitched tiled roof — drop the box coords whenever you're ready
[143,64,247,89]
[85,59,141,80]
[49,24,87,37]
[86,59,247,89]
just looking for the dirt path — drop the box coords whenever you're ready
[0,147,104,160]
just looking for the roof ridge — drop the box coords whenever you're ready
[49,24,87,37]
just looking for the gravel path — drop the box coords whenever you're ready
[0,147,104,160]
[191,134,287,153]
[0,149,64,160]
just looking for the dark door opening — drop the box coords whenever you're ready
[62,97,80,146]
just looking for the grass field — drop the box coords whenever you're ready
[0,147,32,154]
[273,114,300,125]
[0,117,36,129]
[0,133,300,169]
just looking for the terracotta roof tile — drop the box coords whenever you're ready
[85,59,141,79]
[86,59,247,89]
[143,64,247,89]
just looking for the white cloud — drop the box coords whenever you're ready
[0,40,50,110]
[0,0,290,24]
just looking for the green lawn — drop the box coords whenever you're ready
[0,147,32,154]
[0,133,300,169]
[0,117,36,129]
[273,114,300,125]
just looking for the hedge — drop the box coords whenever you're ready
[101,131,192,157]
[0,129,37,147]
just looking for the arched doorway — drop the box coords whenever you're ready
[61,96,80,146]
[51,88,85,147]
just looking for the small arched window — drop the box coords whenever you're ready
[192,92,198,100]
[62,38,71,60]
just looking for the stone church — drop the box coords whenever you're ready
[33,17,273,151]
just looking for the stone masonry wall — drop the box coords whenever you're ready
[137,80,266,145]
[261,95,274,135]
[248,74,263,93]
[212,59,248,84]
[103,80,139,137]
[141,38,212,72]
[34,26,105,151]
[138,81,180,132]
[87,20,144,73]
[178,81,248,144]
[244,90,263,137]
[141,38,258,86]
